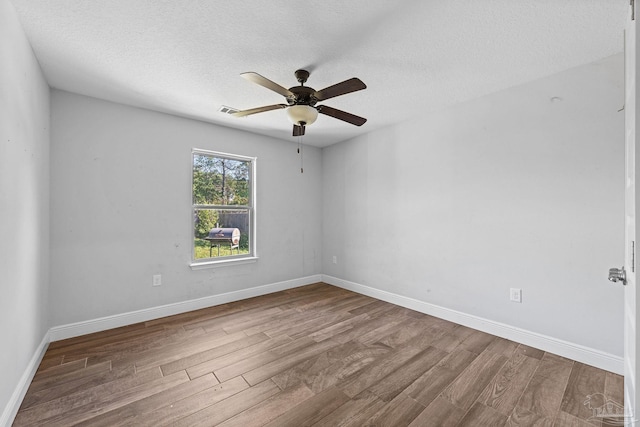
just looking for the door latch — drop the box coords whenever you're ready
[608,267,627,285]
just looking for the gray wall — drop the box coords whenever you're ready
[322,54,625,356]
[49,90,323,326]
[0,0,51,418]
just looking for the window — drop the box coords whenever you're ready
[192,149,255,265]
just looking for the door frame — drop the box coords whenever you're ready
[625,2,639,425]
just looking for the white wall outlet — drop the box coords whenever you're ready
[332,255,337,264]
[153,274,162,287]
[510,288,522,303]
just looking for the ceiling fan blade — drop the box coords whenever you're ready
[317,105,367,126]
[293,124,305,136]
[314,78,366,101]
[231,104,287,117]
[241,72,294,98]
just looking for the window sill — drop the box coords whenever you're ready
[190,256,259,270]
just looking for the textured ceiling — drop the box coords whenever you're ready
[9,0,628,147]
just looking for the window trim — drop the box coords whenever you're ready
[189,148,257,268]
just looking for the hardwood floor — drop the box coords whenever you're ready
[14,283,623,426]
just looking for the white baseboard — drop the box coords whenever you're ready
[1,331,50,427]
[49,274,322,342]
[322,274,624,375]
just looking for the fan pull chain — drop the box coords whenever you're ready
[297,135,304,173]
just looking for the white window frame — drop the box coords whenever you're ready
[190,149,257,269]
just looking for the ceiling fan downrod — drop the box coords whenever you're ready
[294,69,310,86]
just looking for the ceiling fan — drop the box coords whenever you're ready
[231,69,367,136]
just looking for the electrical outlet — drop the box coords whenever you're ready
[510,288,522,303]
[332,255,337,264]
[153,274,162,287]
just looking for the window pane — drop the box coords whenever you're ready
[193,208,250,259]
[193,154,250,206]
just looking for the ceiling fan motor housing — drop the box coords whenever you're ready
[287,86,317,106]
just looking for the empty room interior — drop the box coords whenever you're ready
[1,1,635,426]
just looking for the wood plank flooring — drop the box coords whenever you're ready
[14,283,623,426]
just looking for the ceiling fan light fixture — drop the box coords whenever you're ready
[286,105,318,126]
